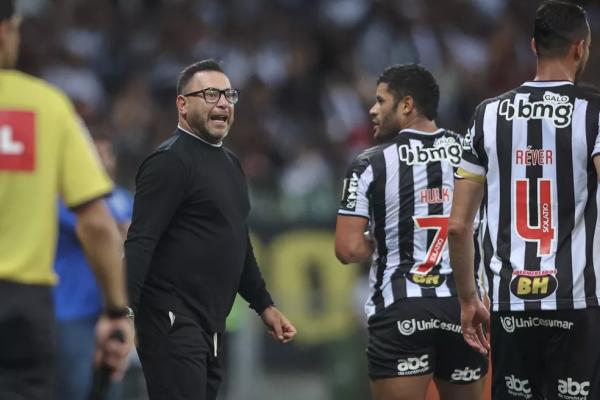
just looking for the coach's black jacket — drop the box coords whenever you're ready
[125,128,273,333]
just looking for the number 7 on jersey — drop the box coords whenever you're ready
[412,215,449,274]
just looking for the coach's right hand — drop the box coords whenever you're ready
[94,314,135,380]
[459,294,490,355]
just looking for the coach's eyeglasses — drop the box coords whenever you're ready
[183,87,240,104]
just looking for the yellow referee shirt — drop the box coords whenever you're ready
[0,70,112,285]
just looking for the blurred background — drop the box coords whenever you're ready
[14,0,600,399]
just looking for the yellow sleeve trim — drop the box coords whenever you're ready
[456,167,486,184]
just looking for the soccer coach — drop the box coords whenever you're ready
[125,59,297,400]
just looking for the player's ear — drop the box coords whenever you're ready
[573,39,586,62]
[401,96,414,115]
[531,38,538,57]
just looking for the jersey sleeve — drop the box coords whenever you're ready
[456,105,486,183]
[593,112,600,158]
[337,154,373,219]
[58,99,112,207]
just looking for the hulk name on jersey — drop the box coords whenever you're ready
[458,81,600,312]
[339,128,479,317]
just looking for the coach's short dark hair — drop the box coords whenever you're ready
[177,59,224,95]
[533,0,589,59]
[0,0,15,21]
[377,64,439,121]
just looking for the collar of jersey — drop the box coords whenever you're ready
[522,80,574,88]
[398,128,445,136]
[177,125,223,147]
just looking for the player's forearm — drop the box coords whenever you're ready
[448,226,478,302]
[335,234,374,264]
[76,204,128,309]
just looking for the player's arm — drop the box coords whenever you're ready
[335,215,374,264]
[448,179,485,302]
[595,156,600,182]
[335,154,374,264]
[449,178,489,354]
[124,152,187,312]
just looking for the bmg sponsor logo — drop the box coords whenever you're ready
[498,91,573,128]
[397,355,429,376]
[498,316,573,334]
[558,378,590,400]
[398,137,462,166]
[505,375,532,399]
[450,367,481,382]
[397,318,461,336]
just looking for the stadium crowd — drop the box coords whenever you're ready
[17,0,600,226]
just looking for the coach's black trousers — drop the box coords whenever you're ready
[136,304,223,400]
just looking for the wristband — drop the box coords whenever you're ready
[104,306,134,319]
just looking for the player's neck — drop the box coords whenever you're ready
[402,118,438,133]
[534,58,576,83]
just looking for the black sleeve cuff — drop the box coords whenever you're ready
[248,292,275,315]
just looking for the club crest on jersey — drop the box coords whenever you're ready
[510,270,558,300]
[408,273,445,288]
[398,137,462,166]
[498,91,572,128]
[342,172,359,210]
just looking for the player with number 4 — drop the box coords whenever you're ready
[335,64,487,400]
[449,2,600,399]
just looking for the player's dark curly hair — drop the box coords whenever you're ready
[534,0,589,59]
[177,59,224,95]
[377,64,439,121]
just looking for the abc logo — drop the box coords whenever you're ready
[397,355,429,373]
[505,375,531,394]
[510,275,557,300]
[451,367,481,382]
[558,378,590,396]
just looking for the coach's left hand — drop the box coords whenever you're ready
[261,306,297,343]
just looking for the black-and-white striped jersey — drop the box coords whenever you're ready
[339,128,481,318]
[458,81,600,312]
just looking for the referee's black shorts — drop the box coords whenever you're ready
[491,308,600,400]
[136,304,223,400]
[367,297,488,383]
[0,280,55,400]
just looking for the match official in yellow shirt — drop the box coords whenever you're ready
[0,2,133,398]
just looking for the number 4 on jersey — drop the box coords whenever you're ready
[515,179,555,257]
[412,215,449,274]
